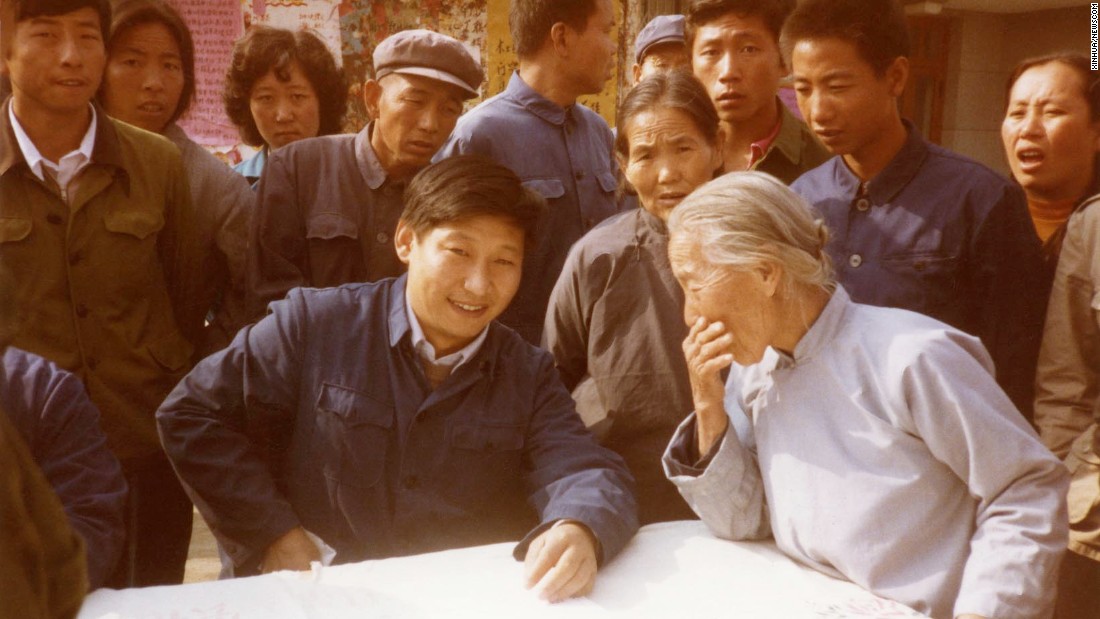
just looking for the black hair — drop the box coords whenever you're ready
[13,0,111,43]
[780,0,910,76]
[402,155,546,252]
[1006,52,1100,123]
[685,0,795,48]
[615,68,719,160]
[509,0,601,59]
[223,25,346,147]
[101,0,194,124]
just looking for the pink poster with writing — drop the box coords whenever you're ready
[169,0,245,146]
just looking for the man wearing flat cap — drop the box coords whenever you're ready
[631,14,689,85]
[247,29,483,317]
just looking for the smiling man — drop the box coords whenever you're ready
[247,29,482,317]
[436,0,622,345]
[0,0,207,587]
[686,0,828,181]
[785,0,1047,421]
[159,155,638,601]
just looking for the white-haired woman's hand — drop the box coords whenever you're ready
[683,317,734,455]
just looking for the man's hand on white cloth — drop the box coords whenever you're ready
[261,526,322,573]
[524,521,599,603]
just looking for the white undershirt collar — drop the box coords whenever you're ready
[8,103,97,202]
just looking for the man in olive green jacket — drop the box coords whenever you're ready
[0,0,208,587]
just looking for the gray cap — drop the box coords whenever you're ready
[634,15,686,64]
[373,29,484,99]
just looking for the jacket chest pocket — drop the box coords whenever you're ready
[313,383,393,490]
[522,178,564,258]
[306,213,359,242]
[101,209,166,288]
[594,171,620,221]
[444,422,525,499]
[0,215,32,251]
[0,217,34,272]
[305,213,364,287]
[879,251,959,311]
[451,423,525,452]
[0,217,32,244]
[104,209,165,239]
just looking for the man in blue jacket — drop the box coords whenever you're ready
[784,0,1047,420]
[1,347,127,591]
[157,155,638,602]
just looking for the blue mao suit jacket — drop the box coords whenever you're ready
[157,275,638,571]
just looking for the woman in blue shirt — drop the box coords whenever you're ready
[223,25,345,187]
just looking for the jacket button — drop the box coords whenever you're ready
[574,171,584,180]
[86,357,98,370]
[68,252,80,265]
[75,304,88,318]
[376,232,388,244]
[47,213,64,225]
[855,198,871,212]
[402,475,418,490]
[848,254,863,268]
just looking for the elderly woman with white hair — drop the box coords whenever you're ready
[662,172,1069,619]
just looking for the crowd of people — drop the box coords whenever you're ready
[0,0,1097,618]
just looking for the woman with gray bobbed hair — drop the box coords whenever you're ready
[663,172,1070,619]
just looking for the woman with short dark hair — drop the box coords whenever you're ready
[223,25,346,186]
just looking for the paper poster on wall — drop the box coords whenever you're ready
[170,0,245,146]
[245,0,343,67]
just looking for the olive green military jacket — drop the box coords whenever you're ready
[0,100,210,466]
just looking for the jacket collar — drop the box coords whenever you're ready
[387,273,414,348]
[832,119,928,204]
[356,122,390,191]
[637,206,668,237]
[751,284,848,377]
[505,71,571,127]
[786,284,849,365]
[385,273,500,379]
[1,98,127,186]
[767,101,808,168]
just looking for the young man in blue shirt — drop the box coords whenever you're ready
[784,0,1047,419]
[158,155,638,602]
